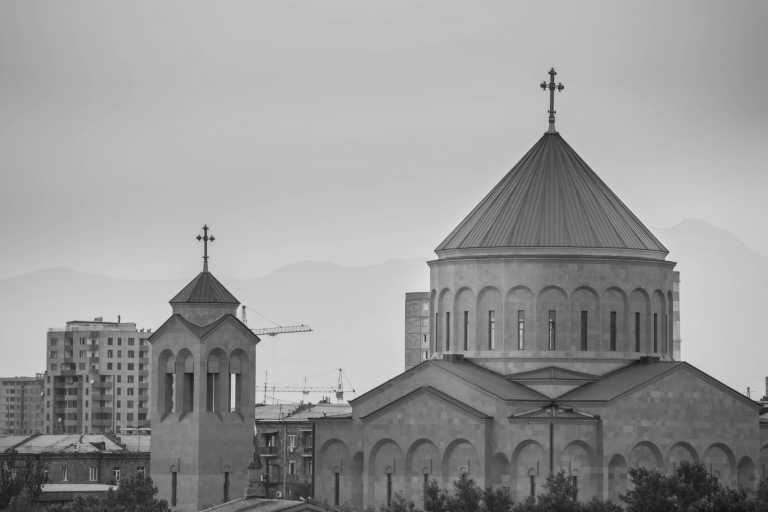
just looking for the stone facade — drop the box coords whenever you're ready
[149,264,259,512]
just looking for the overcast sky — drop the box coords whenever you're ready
[1,0,766,281]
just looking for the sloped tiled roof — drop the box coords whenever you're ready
[436,132,668,258]
[170,271,239,304]
[556,360,683,402]
[426,358,548,401]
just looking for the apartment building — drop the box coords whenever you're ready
[44,317,151,434]
[0,375,44,435]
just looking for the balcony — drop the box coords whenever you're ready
[261,446,278,457]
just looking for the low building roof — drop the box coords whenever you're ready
[0,435,31,452]
[5,434,127,454]
[201,498,327,512]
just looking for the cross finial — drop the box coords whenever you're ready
[540,67,565,133]
[195,224,215,272]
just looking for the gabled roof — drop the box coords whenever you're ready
[506,366,599,382]
[351,357,548,405]
[149,314,259,344]
[556,360,759,408]
[170,271,239,304]
[360,386,492,422]
[436,132,668,259]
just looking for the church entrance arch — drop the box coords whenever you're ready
[405,439,441,507]
[442,439,480,487]
[607,454,628,504]
[737,456,757,492]
[559,441,595,500]
[628,441,663,471]
[512,440,546,500]
[703,443,735,487]
[369,439,404,508]
[668,442,698,469]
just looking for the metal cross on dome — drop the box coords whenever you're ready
[196,224,215,272]
[540,68,565,133]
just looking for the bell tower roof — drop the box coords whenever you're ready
[170,270,239,305]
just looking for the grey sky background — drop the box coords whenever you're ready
[0,0,767,394]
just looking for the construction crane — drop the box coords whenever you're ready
[240,305,312,336]
[261,369,356,404]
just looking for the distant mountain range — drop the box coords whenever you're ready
[0,219,764,398]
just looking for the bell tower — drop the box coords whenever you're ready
[149,225,260,510]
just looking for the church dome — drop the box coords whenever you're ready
[436,132,668,261]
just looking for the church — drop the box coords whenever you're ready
[311,69,768,509]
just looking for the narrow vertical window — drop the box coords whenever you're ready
[463,311,469,351]
[517,310,525,350]
[223,471,230,503]
[634,312,641,352]
[171,471,177,507]
[445,312,451,351]
[334,472,340,506]
[488,310,496,350]
[435,313,439,351]
[206,373,215,412]
[580,310,588,351]
[229,373,240,413]
[548,310,557,350]
[572,476,578,500]
[609,311,617,351]
[386,472,393,506]
[653,313,658,352]
[183,372,194,413]
[164,373,175,414]
[529,475,535,497]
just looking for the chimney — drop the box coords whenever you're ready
[117,314,121,324]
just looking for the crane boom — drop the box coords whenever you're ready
[250,324,312,336]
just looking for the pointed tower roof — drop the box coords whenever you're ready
[436,132,668,260]
[170,271,239,305]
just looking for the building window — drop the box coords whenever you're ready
[165,373,175,415]
[529,475,535,498]
[128,350,135,358]
[108,337,113,346]
[463,311,469,351]
[288,434,296,452]
[117,363,122,370]
[112,467,120,483]
[634,312,641,352]
[304,459,313,475]
[229,372,241,413]
[127,375,134,383]
[171,471,177,507]
[288,461,296,475]
[580,310,588,351]
[89,467,98,482]
[107,363,113,370]
[128,338,135,346]
[517,310,525,350]
[488,310,496,350]
[49,351,57,359]
[50,338,58,346]
[224,471,230,502]
[117,338,122,346]
[445,312,450,351]
[610,311,617,351]
[653,313,658,352]
[386,472,393,506]
[334,472,340,506]
[62,464,68,482]
[548,310,557,350]
[50,363,57,371]
[127,363,134,370]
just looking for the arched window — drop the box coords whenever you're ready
[206,349,227,413]
[177,350,194,414]
[157,350,175,417]
[229,350,247,413]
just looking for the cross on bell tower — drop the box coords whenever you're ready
[196,224,215,272]
[540,67,565,134]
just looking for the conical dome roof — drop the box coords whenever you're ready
[170,271,239,305]
[436,132,668,260]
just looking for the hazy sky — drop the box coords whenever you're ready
[1,0,767,282]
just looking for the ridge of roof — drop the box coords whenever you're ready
[359,385,492,422]
[436,132,668,257]
[170,271,240,305]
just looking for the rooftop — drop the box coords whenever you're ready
[436,132,668,260]
[170,271,240,305]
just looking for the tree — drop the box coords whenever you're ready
[0,455,47,509]
[447,474,482,512]
[481,486,513,512]
[535,471,579,512]
[424,478,449,512]
[379,492,416,512]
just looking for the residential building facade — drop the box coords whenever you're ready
[254,402,351,500]
[404,293,431,370]
[44,317,151,434]
[0,375,44,435]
